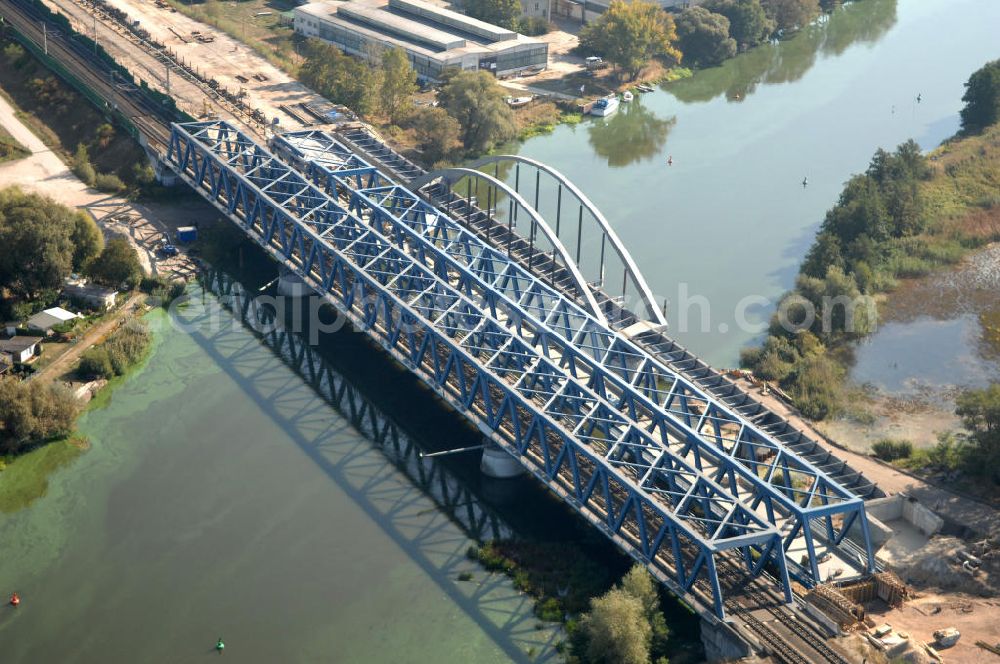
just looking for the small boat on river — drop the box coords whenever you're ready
[589,96,619,116]
[621,90,634,103]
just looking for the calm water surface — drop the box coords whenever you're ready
[507,0,1000,368]
[0,292,558,663]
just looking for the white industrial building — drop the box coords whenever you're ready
[294,0,548,81]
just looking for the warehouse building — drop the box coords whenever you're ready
[294,0,548,81]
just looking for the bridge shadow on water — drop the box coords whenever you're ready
[174,269,563,663]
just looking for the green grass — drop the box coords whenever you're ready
[0,437,87,514]
[0,125,30,163]
[922,123,1000,224]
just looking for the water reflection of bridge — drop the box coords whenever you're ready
[192,269,562,662]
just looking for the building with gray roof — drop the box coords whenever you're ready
[294,0,548,81]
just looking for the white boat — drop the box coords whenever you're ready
[621,90,634,103]
[505,95,533,108]
[589,96,619,117]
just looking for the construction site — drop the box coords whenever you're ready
[0,0,998,661]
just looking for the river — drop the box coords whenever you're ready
[0,283,563,663]
[2,1,998,660]
[509,0,1000,370]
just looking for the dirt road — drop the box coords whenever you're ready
[34,292,146,383]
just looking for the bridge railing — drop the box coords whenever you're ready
[169,120,796,620]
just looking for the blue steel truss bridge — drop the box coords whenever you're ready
[0,2,886,657]
[165,119,881,628]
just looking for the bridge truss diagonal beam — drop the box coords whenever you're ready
[168,120,796,620]
[266,127,877,587]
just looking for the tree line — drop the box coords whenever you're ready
[0,187,143,321]
[299,40,518,164]
[581,0,842,77]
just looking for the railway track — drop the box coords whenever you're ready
[716,562,850,664]
[1,0,173,149]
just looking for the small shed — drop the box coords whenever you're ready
[0,336,41,363]
[63,282,118,310]
[26,307,79,334]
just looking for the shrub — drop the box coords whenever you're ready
[103,319,151,375]
[516,16,550,36]
[78,347,114,380]
[534,597,563,622]
[93,173,126,193]
[872,438,913,462]
[71,144,96,186]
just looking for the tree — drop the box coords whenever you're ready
[379,47,417,123]
[959,59,1000,134]
[71,212,104,272]
[410,106,462,165]
[86,237,142,288]
[761,0,819,32]
[956,384,1000,480]
[299,40,378,117]
[579,589,652,664]
[704,0,773,48]
[579,0,682,81]
[0,186,76,299]
[0,377,79,455]
[676,7,737,67]
[437,70,517,153]
[620,566,670,655]
[800,231,844,280]
[464,0,520,30]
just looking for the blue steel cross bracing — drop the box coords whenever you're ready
[269,129,877,583]
[166,121,873,618]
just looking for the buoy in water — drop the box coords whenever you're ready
[667,156,673,166]
[9,593,20,607]
[216,638,225,653]
[802,177,808,187]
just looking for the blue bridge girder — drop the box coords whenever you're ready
[166,120,874,619]
[268,129,878,579]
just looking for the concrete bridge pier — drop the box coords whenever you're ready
[480,440,525,479]
[700,618,754,661]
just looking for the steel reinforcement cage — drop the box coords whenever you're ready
[167,120,874,618]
